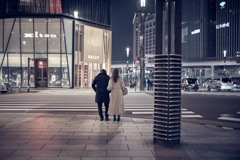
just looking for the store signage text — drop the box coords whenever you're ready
[191,29,200,35]
[216,22,229,29]
[88,55,99,59]
[24,32,57,38]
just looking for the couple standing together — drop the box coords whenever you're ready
[92,68,125,122]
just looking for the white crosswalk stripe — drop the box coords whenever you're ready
[218,117,240,122]
[218,111,240,122]
[0,102,203,118]
[132,108,203,118]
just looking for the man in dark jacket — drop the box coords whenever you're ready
[92,69,110,121]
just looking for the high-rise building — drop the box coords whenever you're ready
[182,0,216,59]
[216,0,240,58]
[132,1,155,64]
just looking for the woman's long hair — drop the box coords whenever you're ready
[112,68,119,83]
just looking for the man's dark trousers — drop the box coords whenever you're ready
[98,102,109,119]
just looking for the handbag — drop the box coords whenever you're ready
[122,87,128,96]
[112,78,128,96]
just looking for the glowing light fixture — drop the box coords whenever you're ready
[141,0,146,7]
[74,11,78,18]
[223,50,227,57]
[126,48,129,57]
[220,1,226,9]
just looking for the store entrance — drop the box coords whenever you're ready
[35,59,48,87]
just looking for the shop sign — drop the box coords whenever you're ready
[88,55,99,60]
[191,29,200,35]
[216,22,229,29]
[24,31,57,38]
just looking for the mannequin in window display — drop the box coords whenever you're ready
[4,74,8,82]
[16,73,21,86]
[30,75,34,87]
[51,74,56,86]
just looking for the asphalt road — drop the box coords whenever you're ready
[182,93,240,121]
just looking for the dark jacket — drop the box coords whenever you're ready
[92,73,110,103]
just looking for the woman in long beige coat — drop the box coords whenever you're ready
[107,68,125,121]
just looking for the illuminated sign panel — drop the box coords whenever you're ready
[216,22,229,29]
[220,1,226,9]
[88,55,99,60]
[191,29,200,35]
[141,0,145,7]
[24,32,57,38]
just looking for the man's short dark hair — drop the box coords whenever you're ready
[101,69,106,74]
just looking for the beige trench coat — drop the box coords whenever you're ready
[107,77,125,115]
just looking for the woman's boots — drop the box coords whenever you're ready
[113,115,120,122]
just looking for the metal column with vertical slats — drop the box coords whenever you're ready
[154,0,182,147]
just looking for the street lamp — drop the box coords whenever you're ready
[126,48,130,83]
[223,50,227,77]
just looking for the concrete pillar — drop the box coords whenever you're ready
[154,0,182,147]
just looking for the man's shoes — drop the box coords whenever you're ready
[100,117,104,121]
[113,115,116,121]
[105,118,110,121]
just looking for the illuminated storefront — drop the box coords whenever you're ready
[0,0,112,88]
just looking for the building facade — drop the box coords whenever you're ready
[0,0,112,88]
[216,0,240,58]
[182,0,240,83]
[131,0,240,84]
[182,0,216,59]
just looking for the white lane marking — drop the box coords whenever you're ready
[218,117,240,122]
[125,109,153,111]
[0,109,98,111]
[181,108,187,111]
[181,115,203,118]
[0,107,154,109]
[181,111,195,114]
[132,112,153,114]
[0,102,154,105]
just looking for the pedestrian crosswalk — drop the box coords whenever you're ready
[0,102,203,118]
[132,108,203,118]
[218,111,240,122]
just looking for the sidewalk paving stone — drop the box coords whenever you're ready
[42,144,86,150]
[52,135,90,140]
[107,150,154,157]
[31,158,81,160]
[81,158,130,160]
[0,144,44,150]
[0,113,240,159]
[0,150,16,157]
[59,150,106,157]
[0,157,31,160]
[85,144,128,150]
[9,150,61,157]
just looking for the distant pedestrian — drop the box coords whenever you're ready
[92,69,110,121]
[144,78,146,89]
[147,79,151,91]
[150,80,153,90]
[107,68,125,122]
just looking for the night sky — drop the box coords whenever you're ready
[111,0,138,62]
